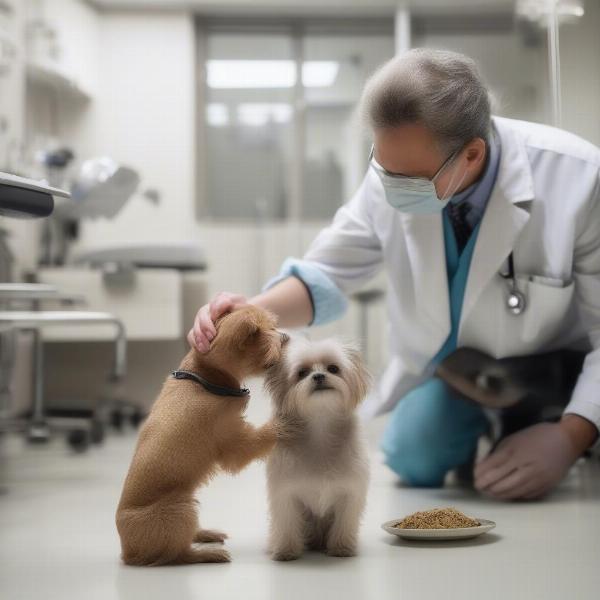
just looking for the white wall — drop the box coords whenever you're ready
[413,29,552,126]
[72,10,198,250]
[560,0,600,146]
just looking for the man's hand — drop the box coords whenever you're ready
[474,422,582,500]
[187,291,249,352]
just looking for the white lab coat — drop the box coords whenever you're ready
[303,116,600,425]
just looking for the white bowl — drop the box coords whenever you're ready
[382,517,496,540]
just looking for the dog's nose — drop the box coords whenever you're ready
[312,372,326,383]
[280,332,290,345]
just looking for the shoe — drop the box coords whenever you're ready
[435,348,523,409]
[435,347,585,410]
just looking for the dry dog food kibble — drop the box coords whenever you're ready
[393,507,480,529]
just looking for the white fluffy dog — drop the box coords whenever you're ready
[264,337,371,560]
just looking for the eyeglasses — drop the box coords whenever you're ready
[368,144,460,182]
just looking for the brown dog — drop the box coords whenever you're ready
[115,305,287,566]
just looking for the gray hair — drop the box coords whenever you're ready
[360,48,492,153]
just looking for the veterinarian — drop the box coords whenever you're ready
[189,48,600,500]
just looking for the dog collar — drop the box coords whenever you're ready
[170,369,250,397]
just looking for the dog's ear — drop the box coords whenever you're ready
[343,343,371,405]
[264,354,290,413]
[235,314,261,349]
[214,306,262,350]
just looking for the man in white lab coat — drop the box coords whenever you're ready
[190,49,599,500]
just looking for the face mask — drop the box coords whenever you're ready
[370,146,467,215]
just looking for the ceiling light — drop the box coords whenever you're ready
[207,60,295,89]
[302,61,339,87]
[516,0,585,25]
[207,60,340,89]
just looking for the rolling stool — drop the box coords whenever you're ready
[0,309,128,451]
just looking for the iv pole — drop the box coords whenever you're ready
[547,0,562,127]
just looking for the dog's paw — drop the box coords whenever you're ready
[181,547,231,563]
[211,548,232,563]
[326,545,357,558]
[270,548,302,561]
[194,529,228,544]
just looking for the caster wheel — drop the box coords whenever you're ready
[90,420,105,444]
[68,429,90,452]
[27,423,51,444]
[111,410,124,431]
[130,410,144,428]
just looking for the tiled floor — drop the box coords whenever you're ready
[1,381,599,600]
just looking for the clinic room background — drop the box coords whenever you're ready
[1,0,599,599]
[2,0,599,413]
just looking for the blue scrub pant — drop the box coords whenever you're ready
[381,378,490,487]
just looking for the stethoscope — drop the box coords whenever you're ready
[499,253,527,315]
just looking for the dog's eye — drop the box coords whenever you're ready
[298,368,310,379]
[327,364,340,374]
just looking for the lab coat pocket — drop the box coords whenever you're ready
[516,276,574,345]
[460,275,575,358]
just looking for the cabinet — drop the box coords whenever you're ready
[38,267,185,341]
[25,0,98,102]
[0,0,24,173]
